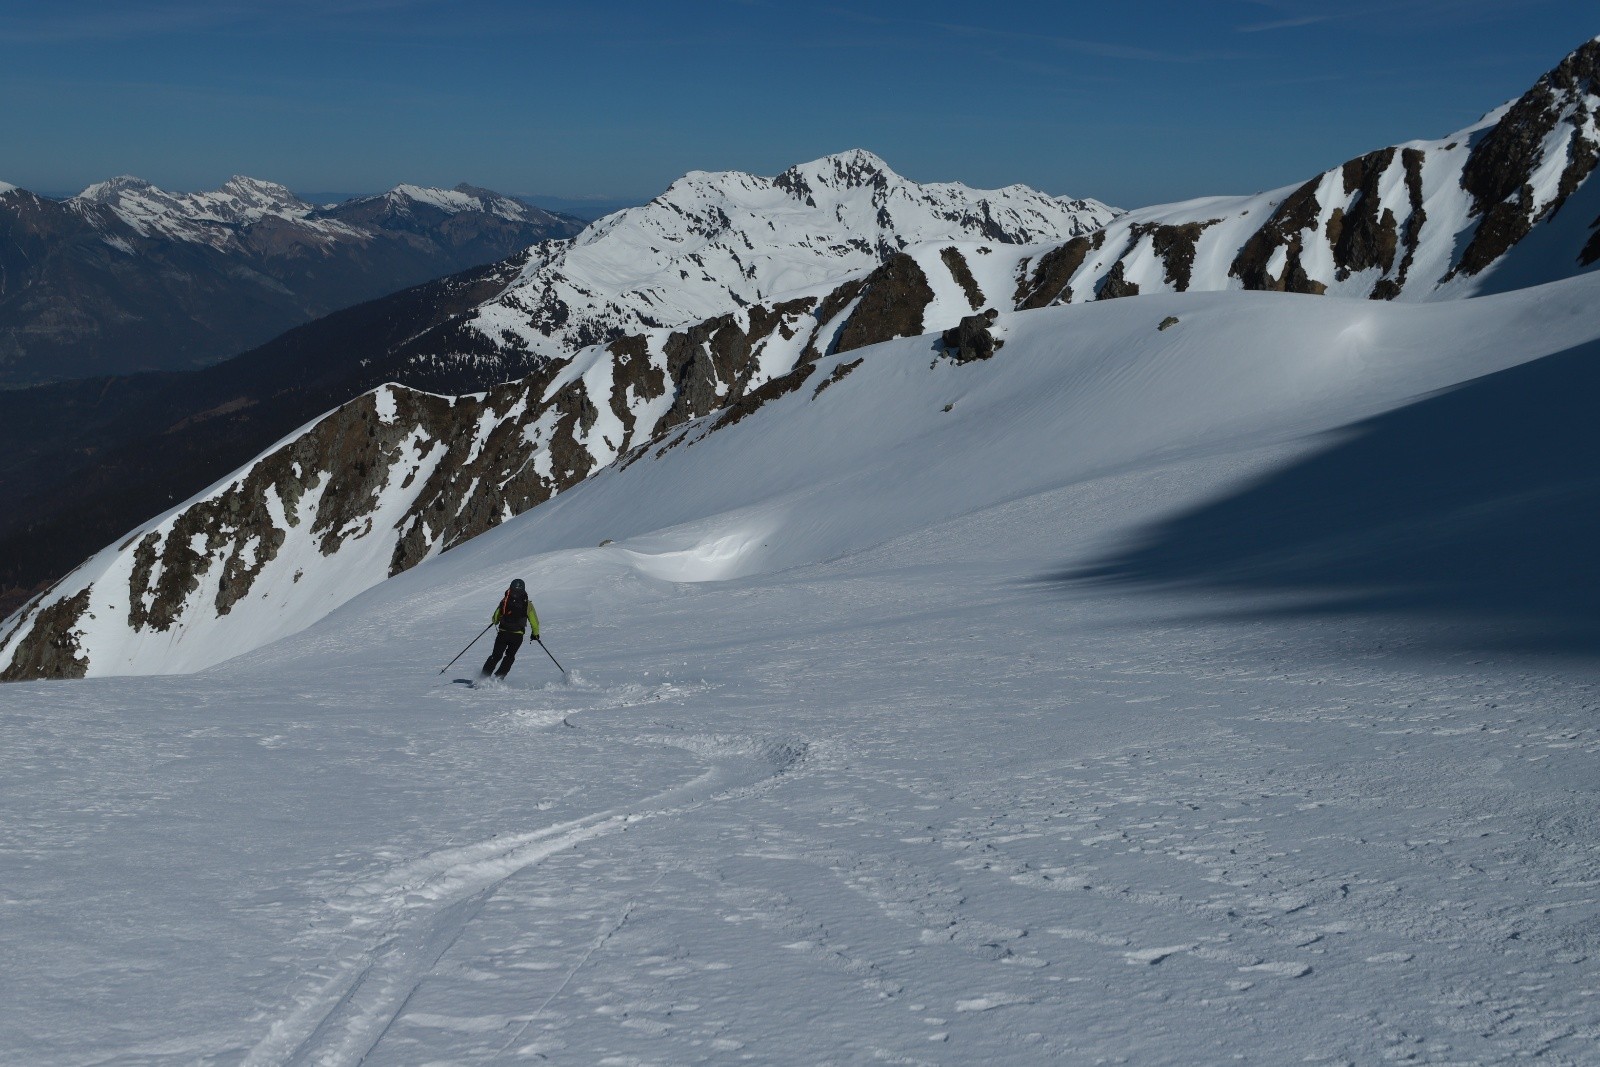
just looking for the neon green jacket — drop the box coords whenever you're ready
[492,592,540,637]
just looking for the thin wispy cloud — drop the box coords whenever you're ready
[813,6,1240,64]
[925,19,1237,64]
[1234,0,1548,32]
[1237,14,1342,32]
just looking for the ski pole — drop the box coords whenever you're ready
[535,636,566,674]
[438,622,494,675]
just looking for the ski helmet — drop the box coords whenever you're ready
[510,578,526,592]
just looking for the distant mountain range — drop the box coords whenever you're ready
[0,176,584,385]
[5,38,1600,678]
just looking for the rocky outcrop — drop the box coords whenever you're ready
[941,247,985,310]
[1006,39,1600,309]
[1015,233,1104,309]
[941,309,1002,363]
[833,254,936,355]
[1583,217,1600,267]
[1228,179,1329,295]
[1133,220,1219,292]
[1097,260,1144,300]
[1453,40,1600,277]
[0,589,90,681]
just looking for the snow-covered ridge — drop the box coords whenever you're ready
[0,238,1030,678]
[382,183,534,221]
[73,175,329,242]
[457,149,1118,370]
[12,263,1600,679]
[1014,39,1600,305]
[64,175,551,247]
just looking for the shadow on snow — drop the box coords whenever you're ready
[1050,337,1600,657]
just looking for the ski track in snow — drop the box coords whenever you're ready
[240,696,812,1067]
[255,569,1600,1062]
[8,273,1600,1061]
[3,561,1599,1064]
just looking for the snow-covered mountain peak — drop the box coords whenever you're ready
[213,175,309,216]
[460,150,1119,372]
[76,174,156,201]
[70,174,320,239]
[379,182,533,221]
[1002,36,1600,308]
[775,148,899,194]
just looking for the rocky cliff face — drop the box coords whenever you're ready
[1011,39,1600,307]
[0,178,583,385]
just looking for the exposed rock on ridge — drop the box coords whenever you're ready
[0,247,998,679]
[1009,39,1600,308]
[446,149,1117,383]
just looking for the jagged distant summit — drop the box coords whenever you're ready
[67,174,561,245]
[448,149,1118,371]
[773,149,1110,224]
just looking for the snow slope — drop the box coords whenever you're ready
[12,260,1600,681]
[0,231,1086,681]
[2,272,1598,1064]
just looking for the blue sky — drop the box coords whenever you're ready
[0,1,1594,208]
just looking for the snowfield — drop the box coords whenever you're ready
[4,272,1600,1063]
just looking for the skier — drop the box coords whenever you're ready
[482,578,540,678]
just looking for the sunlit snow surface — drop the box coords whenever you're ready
[4,278,1600,1062]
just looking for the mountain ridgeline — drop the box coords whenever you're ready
[1011,39,1600,306]
[0,154,1116,622]
[5,38,1600,680]
[0,177,583,385]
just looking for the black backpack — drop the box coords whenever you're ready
[498,586,529,631]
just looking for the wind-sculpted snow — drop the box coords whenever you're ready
[5,324,1600,1061]
[1015,39,1600,305]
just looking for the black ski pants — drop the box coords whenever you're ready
[482,629,524,677]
